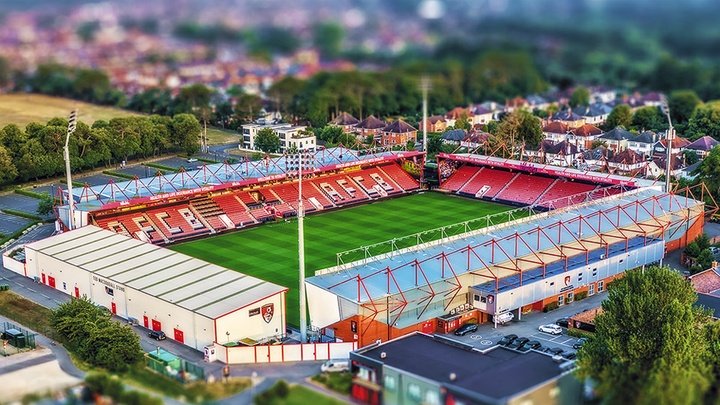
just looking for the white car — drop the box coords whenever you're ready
[320,359,349,373]
[538,324,563,335]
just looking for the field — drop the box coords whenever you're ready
[0,94,238,145]
[171,192,517,326]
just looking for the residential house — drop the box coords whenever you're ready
[646,155,685,178]
[470,105,494,126]
[568,124,604,150]
[445,107,471,127]
[653,137,691,157]
[626,131,657,157]
[441,129,466,147]
[461,132,491,149]
[240,123,316,152]
[688,266,720,320]
[578,145,613,171]
[685,136,720,158]
[355,115,387,138]
[526,94,551,111]
[577,102,613,125]
[589,86,617,104]
[542,121,570,144]
[641,92,663,107]
[381,119,417,147]
[524,140,581,167]
[329,112,360,133]
[419,115,447,133]
[349,332,582,405]
[597,127,635,152]
[505,96,529,112]
[607,148,646,175]
[550,109,585,128]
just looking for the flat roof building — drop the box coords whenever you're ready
[350,332,582,405]
[21,226,287,351]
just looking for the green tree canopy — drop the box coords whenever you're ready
[686,101,720,140]
[254,127,280,153]
[312,22,344,59]
[604,104,633,130]
[171,114,202,156]
[577,266,713,404]
[570,86,590,107]
[36,193,54,216]
[631,106,667,133]
[0,145,17,185]
[496,110,543,148]
[668,90,701,129]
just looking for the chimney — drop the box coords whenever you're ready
[713,261,718,270]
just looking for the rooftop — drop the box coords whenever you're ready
[25,226,286,319]
[689,268,720,294]
[686,136,720,152]
[354,333,570,403]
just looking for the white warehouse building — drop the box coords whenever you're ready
[21,226,287,351]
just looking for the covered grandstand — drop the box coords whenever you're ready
[58,147,424,244]
[305,185,705,347]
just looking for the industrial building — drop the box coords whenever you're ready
[19,225,287,350]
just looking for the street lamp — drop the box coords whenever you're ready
[420,76,431,154]
[660,96,674,193]
[64,110,78,230]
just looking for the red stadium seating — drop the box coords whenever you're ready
[378,164,420,191]
[454,168,517,199]
[364,167,403,194]
[536,180,598,208]
[190,196,227,231]
[496,173,555,205]
[236,191,260,206]
[95,212,166,243]
[442,166,478,192]
[211,193,256,227]
[145,204,210,240]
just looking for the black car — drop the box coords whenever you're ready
[573,338,588,350]
[562,352,577,360]
[524,340,542,350]
[555,318,570,328]
[149,330,166,341]
[508,337,529,349]
[454,323,478,336]
[545,347,564,356]
[498,334,518,346]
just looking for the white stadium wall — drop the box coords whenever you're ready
[306,282,343,329]
[214,291,286,345]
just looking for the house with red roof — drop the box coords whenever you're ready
[381,119,417,147]
[329,112,360,133]
[569,124,604,150]
[355,115,387,138]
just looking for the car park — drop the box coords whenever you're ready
[573,338,588,349]
[545,347,564,356]
[149,330,166,340]
[508,337,529,350]
[538,324,563,335]
[524,340,542,350]
[498,334,518,346]
[454,323,478,336]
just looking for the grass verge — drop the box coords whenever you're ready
[14,188,47,199]
[0,291,57,339]
[311,372,352,395]
[102,170,138,180]
[144,162,180,172]
[1,208,43,221]
[127,366,249,403]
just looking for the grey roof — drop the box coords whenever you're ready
[686,136,720,151]
[26,226,286,319]
[635,131,657,144]
[442,129,467,141]
[577,102,613,117]
[354,333,569,403]
[599,127,635,141]
[551,110,583,121]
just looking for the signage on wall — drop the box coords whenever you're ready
[261,303,274,323]
[93,276,125,293]
[249,308,260,317]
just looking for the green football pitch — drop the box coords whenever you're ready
[171,192,517,326]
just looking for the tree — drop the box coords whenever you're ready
[171,114,201,156]
[173,84,213,116]
[697,145,720,197]
[570,86,590,108]
[577,266,712,404]
[668,90,701,129]
[37,194,54,216]
[312,22,344,59]
[684,150,699,165]
[317,126,344,144]
[0,145,17,185]
[496,110,543,148]
[454,114,472,131]
[604,104,633,130]
[254,127,280,153]
[631,106,667,132]
[686,101,720,141]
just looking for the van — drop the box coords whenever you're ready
[320,359,349,373]
[495,312,514,325]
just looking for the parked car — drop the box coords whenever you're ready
[508,337,529,349]
[148,330,166,341]
[545,347,564,356]
[126,317,138,326]
[539,324,563,335]
[454,323,478,336]
[524,340,542,350]
[573,338,588,349]
[321,359,349,373]
[555,318,570,328]
[494,312,514,325]
[498,334,518,346]
[562,352,577,360]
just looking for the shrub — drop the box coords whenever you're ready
[274,380,289,398]
[575,291,588,301]
[543,301,559,312]
[567,328,595,339]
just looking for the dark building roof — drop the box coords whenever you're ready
[583,146,613,161]
[599,127,635,141]
[696,293,720,319]
[551,109,583,121]
[427,115,446,124]
[356,115,386,130]
[609,148,644,164]
[577,102,613,117]
[634,131,657,144]
[331,112,359,126]
[652,154,684,171]
[526,94,548,106]
[528,140,578,155]
[384,119,417,133]
[686,136,720,152]
[442,129,467,141]
[353,333,570,403]
[657,137,691,149]
[471,105,493,115]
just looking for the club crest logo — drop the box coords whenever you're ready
[487,295,494,304]
[564,276,571,286]
[262,303,274,323]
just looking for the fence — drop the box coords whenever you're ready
[145,348,205,383]
[2,321,37,349]
[216,341,358,364]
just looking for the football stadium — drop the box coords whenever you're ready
[6,147,709,354]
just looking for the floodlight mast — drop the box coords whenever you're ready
[64,110,78,230]
[298,149,307,343]
[420,76,431,153]
[660,96,674,193]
